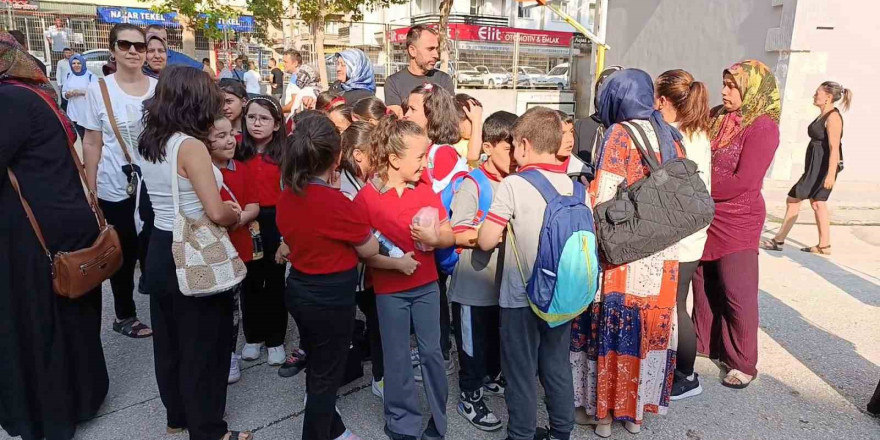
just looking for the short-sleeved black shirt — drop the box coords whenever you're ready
[384,67,454,107]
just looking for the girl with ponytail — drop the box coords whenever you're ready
[275,113,380,440]
[654,68,712,399]
[763,81,852,255]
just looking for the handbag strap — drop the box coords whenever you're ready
[6,170,51,261]
[168,134,189,215]
[505,223,528,289]
[620,121,661,172]
[4,81,108,234]
[99,78,134,166]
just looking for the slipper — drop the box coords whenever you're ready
[166,427,185,434]
[800,245,831,256]
[760,238,784,251]
[722,369,754,389]
[113,317,153,338]
[223,431,253,440]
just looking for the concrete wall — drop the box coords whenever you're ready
[602,0,783,102]
[773,0,880,183]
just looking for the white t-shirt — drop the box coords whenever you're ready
[243,70,261,94]
[44,26,70,52]
[81,74,158,202]
[56,58,71,86]
[673,123,712,262]
[61,71,96,124]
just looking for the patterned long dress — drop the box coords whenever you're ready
[571,120,679,425]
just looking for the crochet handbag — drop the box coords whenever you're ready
[168,135,247,296]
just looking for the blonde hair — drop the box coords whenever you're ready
[369,115,426,180]
[820,81,853,111]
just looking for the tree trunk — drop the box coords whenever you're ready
[315,9,329,89]
[182,17,197,58]
[438,0,453,73]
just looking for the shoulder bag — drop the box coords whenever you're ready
[593,121,715,266]
[6,81,123,299]
[168,135,247,296]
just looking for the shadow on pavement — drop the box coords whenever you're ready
[758,290,879,412]
[761,230,880,307]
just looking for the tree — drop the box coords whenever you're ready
[437,0,453,73]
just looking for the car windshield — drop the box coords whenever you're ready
[522,67,542,74]
[84,51,109,61]
[458,62,476,71]
[548,66,568,75]
[488,67,508,74]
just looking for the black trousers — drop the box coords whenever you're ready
[146,229,233,440]
[98,197,141,320]
[290,304,354,440]
[240,207,288,347]
[356,287,384,380]
[452,303,501,393]
[437,271,451,359]
[676,260,700,376]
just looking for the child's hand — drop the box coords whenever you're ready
[464,99,483,124]
[395,252,420,275]
[275,242,290,264]
[224,200,242,215]
[410,223,439,247]
[328,170,342,189]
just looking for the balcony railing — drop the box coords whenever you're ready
[410,13,510,27]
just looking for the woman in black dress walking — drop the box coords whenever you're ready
[1,32,109,440]
[762,81,852,255]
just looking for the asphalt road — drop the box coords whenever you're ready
[3,223,878,440]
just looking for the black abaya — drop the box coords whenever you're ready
[0,84,109,440]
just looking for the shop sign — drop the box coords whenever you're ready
[96,6,254,32]
[0,0,39,11]
[390,23,575,47]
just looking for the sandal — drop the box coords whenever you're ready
[624,421,641,434]
[223,431,253,440]
[113,317,153,338]
[166,427,186,434]
[595,416,613,438]
[722,369,754,389]
[800,245,831,255]
[760,238,784,251]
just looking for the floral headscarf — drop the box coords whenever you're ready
[335,48,375,93]
[0,31,57,101]
[709,60,780,149]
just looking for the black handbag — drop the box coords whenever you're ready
[593,121,715,266]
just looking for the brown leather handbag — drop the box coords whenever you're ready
[6,82,123,299]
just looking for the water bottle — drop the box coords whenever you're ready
[249,221,264,260]
[373,230,404,258]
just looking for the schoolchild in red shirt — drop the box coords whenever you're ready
[404,83,468,370]
[354,116,455,440]
[219,80,247,145]
[233,95,289,367]
[206,116,259,384]
[276,114,380,440]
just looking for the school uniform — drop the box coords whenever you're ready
[219,159,257,353]
[485,164,575,440]
[241,154,288,349]
[276,179,372,440]
[448,164,503,396]
[353,177,449,439]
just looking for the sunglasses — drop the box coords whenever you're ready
[116,40,147,53]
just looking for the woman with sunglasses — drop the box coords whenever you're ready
[82,23,157,339]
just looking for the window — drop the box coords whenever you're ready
[470,0,484,15]
[518,3,533,18]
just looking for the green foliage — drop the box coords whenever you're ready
[148,0,239,41]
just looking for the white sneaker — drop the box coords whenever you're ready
[228,353,241,384]
[241,343,262,361]
[267,345,286,366]
[372,378,384,400]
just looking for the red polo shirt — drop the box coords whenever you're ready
[244,153,282,207]
[420,143,462,187]
[277,180,372,275]
[353,178,448,294]
[219,160,256,263]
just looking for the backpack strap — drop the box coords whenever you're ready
[620,121,660,172]
[517,169,585,204]
[464,168,494,225]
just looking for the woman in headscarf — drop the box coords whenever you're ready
[60,52,97,139]
[330,48,376,106]
[571,68,683,437]
[0,31,109,440]
[143,30,168,79]
[693,60,780,390]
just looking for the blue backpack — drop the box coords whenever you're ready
[508,170,600,327]
[436,168,494,275]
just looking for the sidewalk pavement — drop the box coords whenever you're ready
[1,223,878,440]
[763,180,880,225]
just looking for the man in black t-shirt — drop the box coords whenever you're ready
[384,25,454,116]
[269,58,284,99]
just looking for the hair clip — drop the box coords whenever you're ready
[323,97,346,112]
[385,108,394,116]
[422,83,434,91]
[247,96,281,114]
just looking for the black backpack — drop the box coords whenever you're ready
[593,121,715,266]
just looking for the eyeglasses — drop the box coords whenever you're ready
[246,114,275,125]
[116,40,147,53]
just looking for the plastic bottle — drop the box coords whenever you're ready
[373,230,404,258]
[412,206,439,252]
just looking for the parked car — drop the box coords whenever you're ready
[455,62,481,87]
[515,66,546,88]
[542,63,570,89]
[82,49,111,78]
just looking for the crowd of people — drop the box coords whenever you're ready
[0,19,868,440]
